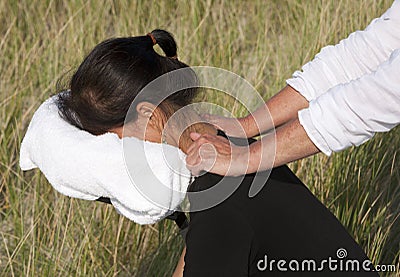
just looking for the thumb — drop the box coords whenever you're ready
[190,132,202,141]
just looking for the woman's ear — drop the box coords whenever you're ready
[136,102,157,119]
[136,102,166,132]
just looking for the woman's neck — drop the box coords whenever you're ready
[110,108,218,154]
[164,109,217,154]
[176,122,217,154]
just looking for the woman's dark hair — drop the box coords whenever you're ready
[56,29,198,135]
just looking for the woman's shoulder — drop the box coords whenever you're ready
[188,164,304,194]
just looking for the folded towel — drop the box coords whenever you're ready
[20,95,191,224]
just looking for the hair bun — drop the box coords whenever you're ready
[147,33,157,45]
[149,29,177,58]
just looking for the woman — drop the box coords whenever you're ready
[57,30,377,276]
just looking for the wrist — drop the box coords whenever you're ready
[230,145,252,176]
[246,145,260,174]
[240,114,258,137]
[232,143,259,175]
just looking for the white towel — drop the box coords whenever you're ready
[19,95,191,224]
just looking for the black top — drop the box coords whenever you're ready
[183,134,377,276]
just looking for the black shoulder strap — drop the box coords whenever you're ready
[96,196,111,204]
[166,210,189,230]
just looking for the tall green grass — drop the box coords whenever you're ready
[0,0,398,276]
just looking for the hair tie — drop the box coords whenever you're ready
[147,33,157,45]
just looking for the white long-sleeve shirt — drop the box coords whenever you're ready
[286,0,400,156]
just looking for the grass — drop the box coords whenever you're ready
[0,0,399,276]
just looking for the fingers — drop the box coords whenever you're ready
[201,113,225,130]
[201,113,248,138]
[188,132,230,155]
[187,132,205,155]
[187,133,214,163]
[185,156,202,176]
[186,132,233,176]
[186,142,216,176]
[186,133,213,175]
[189,132,202,141]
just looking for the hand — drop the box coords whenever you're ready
[185,132,250,176]
[202,114,251,138]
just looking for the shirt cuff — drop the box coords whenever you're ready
[286,76,314,102]
[298,108,333,156]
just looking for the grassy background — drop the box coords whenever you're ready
[1,0,399,276]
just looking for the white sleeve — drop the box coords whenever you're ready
[298,49,400,156]
[287,0,400,101]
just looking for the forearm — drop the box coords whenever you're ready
[246,118,320,173]
[187,115,319,176]
[243,85,309,137]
